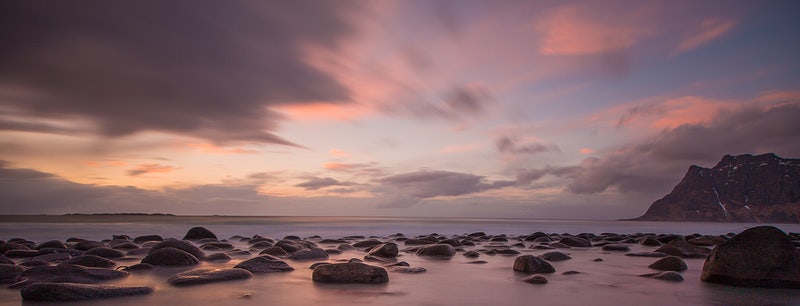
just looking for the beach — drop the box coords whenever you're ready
[2,216,800,305]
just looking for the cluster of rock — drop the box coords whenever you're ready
[2,225,800,301]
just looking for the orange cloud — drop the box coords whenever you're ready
[275,102,371,122]
[83,160,128,167]
[127,164,177,176]
[536,5,651,55]
[187,143,256,154]
[579,148,595,155]
[674,19,735,55]
[328,149,350,157]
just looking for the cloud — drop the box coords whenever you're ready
[295,177,354,191]
[536,4,651,55]
[386,84,493,121]
[495,136,559,155]
[0,1,363,145]
[674,19,735,55]
[377,170,514,199]
[127,164,178,176]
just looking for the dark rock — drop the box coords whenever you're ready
[513,255,555,274]
[701,226,800,288]
[203,253,231,262]
[109,241,139,251]
[602,244,631,252]
[20,282,153,301]
[250,241,274,249]
[467,260,488,264]
[415,244,456,258]
[593,258,603,262]
[649,256,687,272]
[62,255,116,268]
[168,268,253,286]
[318,239,348,244]
[404,237,439,245]
[495,249,521,255]
[387,266,427,273]
[539,251,571,261]
[84,247,125,259]
[287,248,329,261]
[559,237,591,247]
[689,236,725,246]
[309,262,331,269]
[226,250,252,257]
[352,239,384,248]
[439,238,462,247]
[133,235,163,244]
[549,242,572,249]
[626,252,668,258]
[364,255,396,263]
[562,271,581,275]
[337,244,356,251]
[200,242,234,251]
[312,263,388,284]
[23,252,70,263]
[325,248,342,255]
[4,249,39,258]
[183,227,217,240]
[275,240,304,253]
[11,265,128,287]
[73,240,105,251]
[463,250,480,258]
[522,274,548,284]
[640,271,684,282]
[260,246,289,257]
[141,247,199,266]
[36,240,67,250]
[20,260,50,267]
[125,248,151,257]
[655,237,710,258]
[640,238,663,246]
[149,239,205,259]
[120,263,153,271]
[234,255,294,273]
[0,254,12,264]
[0,264,25,283]
[0,242,31,253]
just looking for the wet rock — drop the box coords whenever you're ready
[325,248,342,255]
[200,242,234,251]
[183,227,218,241]
[562,271,581,275]
[84,247,125,259]
[11,264,128,287]
[23,252,70,263]
[109,241,139,251]
[260,246,289,257]
[416,244,456,258]
[4,250,39,258]
[120,263,153,271]
[62,255,116,268]
[463,250,480,258]
[640,271,684,282]
[655,237,710,258]
[522,274,548,284]
[133,235,163,244]
[203,253,231,262]
[549,242,572,249]
[73,240,105,251]
[439,238,462,247]
[312,263,388,284]
[149,239,205,259]
[404,237,439,245]
[495,249,521,255]
[275,240,304,253]
[249,241,274,249]
[352,239,384,249]
[0,264,25,283]
[141,247,199,266]
[640,238,663,246]
[387,266,427,273]
[0,254,12,264]
[540,251,571,262]
[226,250,252,257]
[125,248,151,257]
[0,242,31,253]
[288,248,329,261]
[648,256,687,272]
[368,243,399,258]
[467,260,488,264]
[625,252,668,258]
[20,260,50,267]
[337,244,356,251]
[168,268,253,286]
[36,240,67,250]
[318,239,348,244]
[602,244,631,252]
[701,226,800,288]
[234,255,294,273]
[309,262,331,270]
[513,255,556,274]
[593,258,603,262]
[689,235,725,247]
[20,282,153,301]
[559,237,591,248]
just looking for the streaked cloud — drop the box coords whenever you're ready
[127,164,178,177]
[674,19,735,55]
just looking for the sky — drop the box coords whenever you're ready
[1,0,799,219]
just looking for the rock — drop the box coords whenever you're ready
[149,239,205,259]
[495,249,521,255]
[203,253,231,262]
[36,240,67,250]
[141,247,199,266]
[309,262,331,270]
[10,265,128,288]
[325,248,342,255]
[126,248,151,257]
[463,250,480,258]
[20,282,153,301]
[0,264,25,283]
[109,240,139,250]
[337,244,356,251]
[133,235,163,244]
[548,242,572,249]
[522,274,548,284]
[415,244,456,258]
[559,237,591,247]
[234,255,294,273]
[387,266,427,273]
[287,248,329,261]
[539,251,571,261]
[275,240,304,253]
[73,240,105,251]
[562,271,581,275]
[0,254,12,264]
[648,256,687,272]
[655,237,710,258]
[0,242,31,253]
[593,258,603,262]
[640,238,663,246]
[62,255,116,268]
[602,244,630,252]
[689,236,726,246]
[352,239,384,248]
[640,271,684,282]
[513,255,556,274]
[404,237,439,245]
[312,263,388,284]
[701,226,800,288]
[183,227,218,240]
[368,243,399,258]
[168,268,253,286]
[120,263,153,271]
[260,246,289,257]
[200,242,234,251]
[625,252,668,258]
[23,252,70,263]
[20,260,50,267]
[439,238,462,247]
[84,247,125,259]
[467,260,488,264]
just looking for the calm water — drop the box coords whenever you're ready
[2,216,800,306]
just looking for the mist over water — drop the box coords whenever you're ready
[2,216,800,305]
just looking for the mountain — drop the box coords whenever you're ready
[631,153,800,222]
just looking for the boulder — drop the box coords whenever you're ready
[84,247,125,259]
[168,268,253,286]
[141,247,199,266]
[62,255,116,268]
[701,226,800,288]
[463,250,480,258]
[73,241,105,251]
[10,265,128,288]
[109,241,139,251]
[0,264,25,284]
[275,240,304,253]
[648,256,687,272]
[120,263,153,271]
[0,254,12,264]
[387,266,427,273]
[287,248,329,261]
[234,255,294,273]
[149,239,205,259]
[133,235,163,244]
[200,242,234,251]
[415,244,456,258]
[20,282,153,301]
[655,237,711,258]
[522,274,548,284]
[640,238,663,246]
[260,246,289,257]
[602,244,630,252]
[625,252,668,258]
[368,243,399,258]
[203,253,231,262]
[559,237,591,247]
[513,255,556,274]
[4,250,39,258]
[640,271,684,282]
[312,263,388,284]
[539,251,571,261]
[36,240,67,250]
[182,227,217,240]
[352,239,384,249]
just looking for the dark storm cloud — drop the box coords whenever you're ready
[295,177,354,191]
[517,102,800,195]
[495,136,559,155]
[0,1,361,145]
[377,170,514,199]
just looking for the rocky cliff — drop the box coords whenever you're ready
[632,153,800,222]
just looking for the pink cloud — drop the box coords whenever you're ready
[535,5,651,55]
[127,164,178,176]
[187,143,257,155]
[328,149,350,157]
[673,18,735,55]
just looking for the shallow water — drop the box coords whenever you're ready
[2,216,800,305]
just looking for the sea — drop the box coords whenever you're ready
[2,215,800,305]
